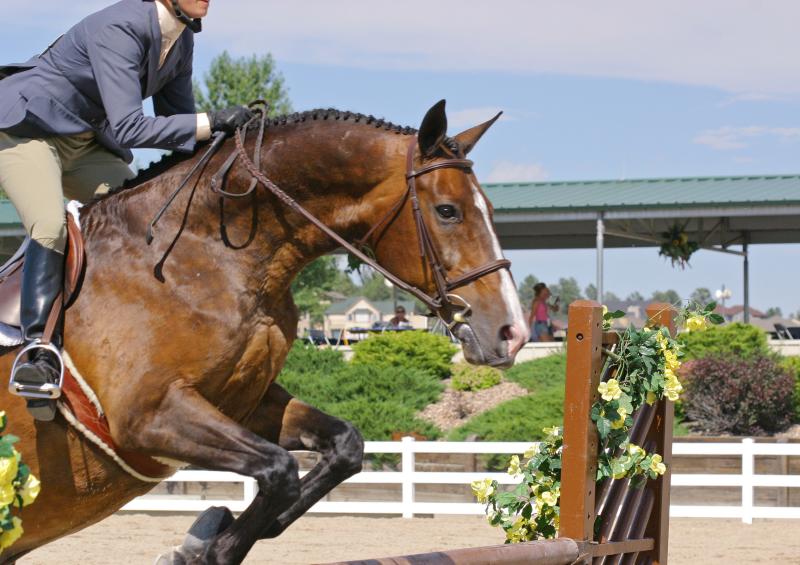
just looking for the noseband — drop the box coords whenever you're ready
[148,106,511,325]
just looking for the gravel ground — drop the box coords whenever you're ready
[20,514,800,564]
[418,379,529,431]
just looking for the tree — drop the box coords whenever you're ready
[550,277,583,312]
[690,287,713,306]
[584,284,619,303]
[292,256,357,325]
[517,274,540,306]
[193,51,292,115]
[650,289,682,305]
[765,307,783,318]
[359,271,392,302]
[626,291,645,302]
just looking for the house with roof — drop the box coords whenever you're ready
[323,296,428,341]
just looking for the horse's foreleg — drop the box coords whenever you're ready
[122,383,301,565]
[243,382,364,539]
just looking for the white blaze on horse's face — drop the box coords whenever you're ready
[469,179,529,357]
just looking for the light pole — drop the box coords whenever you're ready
[715,285,732,310]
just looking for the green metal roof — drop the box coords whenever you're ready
[483,174,800,211]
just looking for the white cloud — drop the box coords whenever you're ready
[693,126,800,150]
[16,1,800,95]
[486,161,549,183]
[198,0,800,96]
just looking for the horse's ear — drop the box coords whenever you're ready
[454,111,502,155]
[418,99,448,158]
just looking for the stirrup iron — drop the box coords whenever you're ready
[9,340,65,399]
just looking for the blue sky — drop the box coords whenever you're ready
[5,1,800,316]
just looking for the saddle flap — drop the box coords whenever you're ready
[0,214,85,327]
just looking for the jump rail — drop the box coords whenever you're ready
[322,301,675,565]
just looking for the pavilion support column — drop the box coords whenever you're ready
[743,234,750,324]
[596,213,605,303]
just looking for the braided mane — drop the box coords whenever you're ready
[118,108,460,194]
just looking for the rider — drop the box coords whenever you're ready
[0,0,253,421]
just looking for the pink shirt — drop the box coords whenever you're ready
[534,300,549,322]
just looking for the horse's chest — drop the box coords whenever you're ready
[213,321,292,422]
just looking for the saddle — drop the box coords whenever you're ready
[0,214,85,330]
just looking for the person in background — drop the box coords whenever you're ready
[528,283,560,342]
[388,306,412,329]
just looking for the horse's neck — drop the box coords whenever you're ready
[83,124,407,295]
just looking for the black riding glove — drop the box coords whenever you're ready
[209,106,255,135]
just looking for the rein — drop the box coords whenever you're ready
[147,105,510,322]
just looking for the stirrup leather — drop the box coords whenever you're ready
[8,340,65,399]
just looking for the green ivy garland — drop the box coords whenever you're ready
[472,303,721,543]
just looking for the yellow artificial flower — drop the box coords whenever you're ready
[0,517,22,550]
[506,516,529,543]
[628,443,645,458]
[611,406,628,429]
[684,315,708,333]
[507,455,522,478]
[663,349,680,372]
[20,473,40,506]
[543,426,561,438]
[602,305,608,316]
[597,379,622,401]
[523,445,538,459]
[471,478,494,504]
[655,331,668,350]
[0,456,17,487]
[649,454,667,476]
[0,483,14,507]
[664,373,683,402]
[646,391,657,405]
[540,489,559,507]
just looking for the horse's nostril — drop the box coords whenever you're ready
[500,323,528,358]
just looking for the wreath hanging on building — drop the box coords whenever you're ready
[658,224,699,269]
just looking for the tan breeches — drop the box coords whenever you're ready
[0,131,134,253]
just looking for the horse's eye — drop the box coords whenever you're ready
[436,205,458,219]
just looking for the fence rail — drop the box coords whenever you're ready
[121,438,800,523]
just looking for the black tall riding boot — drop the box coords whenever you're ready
[11,240,65,421]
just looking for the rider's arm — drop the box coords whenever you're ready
[86,22,200,152]
[152,46,211,142]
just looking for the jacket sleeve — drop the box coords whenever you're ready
[153,44,196,117]
[87,22,197,152]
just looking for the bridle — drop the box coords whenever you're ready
[147,105,511,327]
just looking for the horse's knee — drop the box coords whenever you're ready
[253,450,301,500]
[330,421,364,476]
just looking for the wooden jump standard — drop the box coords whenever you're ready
[322,301,674,565]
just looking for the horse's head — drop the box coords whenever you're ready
[368,100,529,368]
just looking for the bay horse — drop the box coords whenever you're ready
[0,100,527,564]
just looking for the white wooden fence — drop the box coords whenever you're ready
[121,438,800,524]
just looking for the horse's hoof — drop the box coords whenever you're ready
[183,506,235,554]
